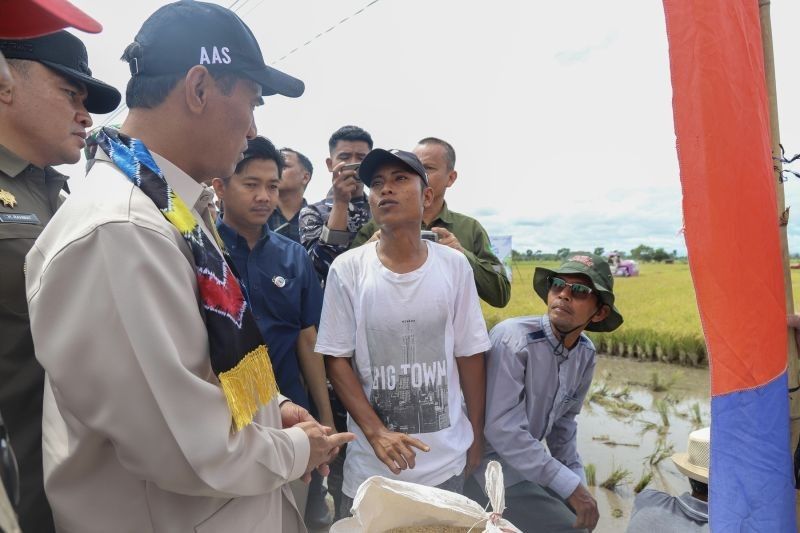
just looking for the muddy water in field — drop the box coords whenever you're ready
[579,356,710,533]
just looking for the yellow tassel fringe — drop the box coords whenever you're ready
[219,345,279,431]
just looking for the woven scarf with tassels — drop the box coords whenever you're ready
[86,127,278,431]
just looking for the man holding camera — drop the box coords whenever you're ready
[317,148,490,517]
[351,137,510,308]
[299,125,373,282]
[466,253,623,532]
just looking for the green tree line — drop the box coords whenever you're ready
[511,245,681,263]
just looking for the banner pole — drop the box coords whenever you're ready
[758,0,800,517]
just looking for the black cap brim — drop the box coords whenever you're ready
[40,59,121,114]
[358,149,428,187]
[243,65,304,98]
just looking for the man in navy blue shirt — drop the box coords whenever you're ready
[212,136,331,425]
[213,136,333,526]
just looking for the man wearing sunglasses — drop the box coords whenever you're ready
[466,253,623,532]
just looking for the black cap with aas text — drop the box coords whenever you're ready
[0,31,121,113]
[358,149,429,187]
[124,0,304,98]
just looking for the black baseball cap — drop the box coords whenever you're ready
[358,149,429,187]
[0,31,121,114]
[125,0,304,98]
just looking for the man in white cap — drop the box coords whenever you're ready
[626,427,710,532]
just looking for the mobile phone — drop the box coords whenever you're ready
[421,230,439,242]
[341,162,361,172]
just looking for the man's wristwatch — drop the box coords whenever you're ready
[320,225,352,246]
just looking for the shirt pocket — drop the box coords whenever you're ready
[258,272,302,325]
[0,222,43,315]
[556,392,580,418]
[0,219,43,240]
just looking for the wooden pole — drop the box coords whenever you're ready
[758,0,800,519]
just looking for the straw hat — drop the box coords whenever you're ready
[671,427,710,483]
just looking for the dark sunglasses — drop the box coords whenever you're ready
[548,276,594,300]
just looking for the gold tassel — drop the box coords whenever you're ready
[218,345,279,431]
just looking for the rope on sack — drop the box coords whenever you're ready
[465,461,516,533]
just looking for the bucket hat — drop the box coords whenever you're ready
[533,253,623,332]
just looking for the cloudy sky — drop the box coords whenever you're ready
[63,0,800,256]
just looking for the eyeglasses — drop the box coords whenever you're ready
[548,276,593,300]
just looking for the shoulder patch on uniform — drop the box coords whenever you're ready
[579,335,597,352]
[526,329,547,343]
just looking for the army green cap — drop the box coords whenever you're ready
[533,253,623,332]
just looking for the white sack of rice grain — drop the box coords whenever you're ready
[330,461,520,533]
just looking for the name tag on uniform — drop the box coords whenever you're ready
[0,213,40,224]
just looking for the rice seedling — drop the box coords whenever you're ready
[634,471,653,493]
[588,382,644,418]
[591,434,638,448]
[604,403,636,420]
[662,393,683,406]
[616,399,645,413]
[600,466,631,491]
[611,386,631,400]
[589,383,611,404]
[602,440,639,448]
[647,440,675,467]
[639,420,659,435]
[690,402,703,426]
[648,372,673,392]
[584,463,596,486]
[653,398,671,427]
[639,415,669,437]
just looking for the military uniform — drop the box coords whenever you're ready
[0,143,65,532]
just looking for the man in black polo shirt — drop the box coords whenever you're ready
[0,31,119,532]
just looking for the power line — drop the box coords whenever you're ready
[269,0,382,66]
[100,0,384,127]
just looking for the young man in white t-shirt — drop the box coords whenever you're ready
[316,148,490,516]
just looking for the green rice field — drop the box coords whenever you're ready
[480,261,800,366]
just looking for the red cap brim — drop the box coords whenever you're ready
[0,0,102,38]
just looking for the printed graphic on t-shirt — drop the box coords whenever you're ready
[366,314,450,434]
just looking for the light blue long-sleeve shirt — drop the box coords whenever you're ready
[475,315,596,500]
[626,490,708,533]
